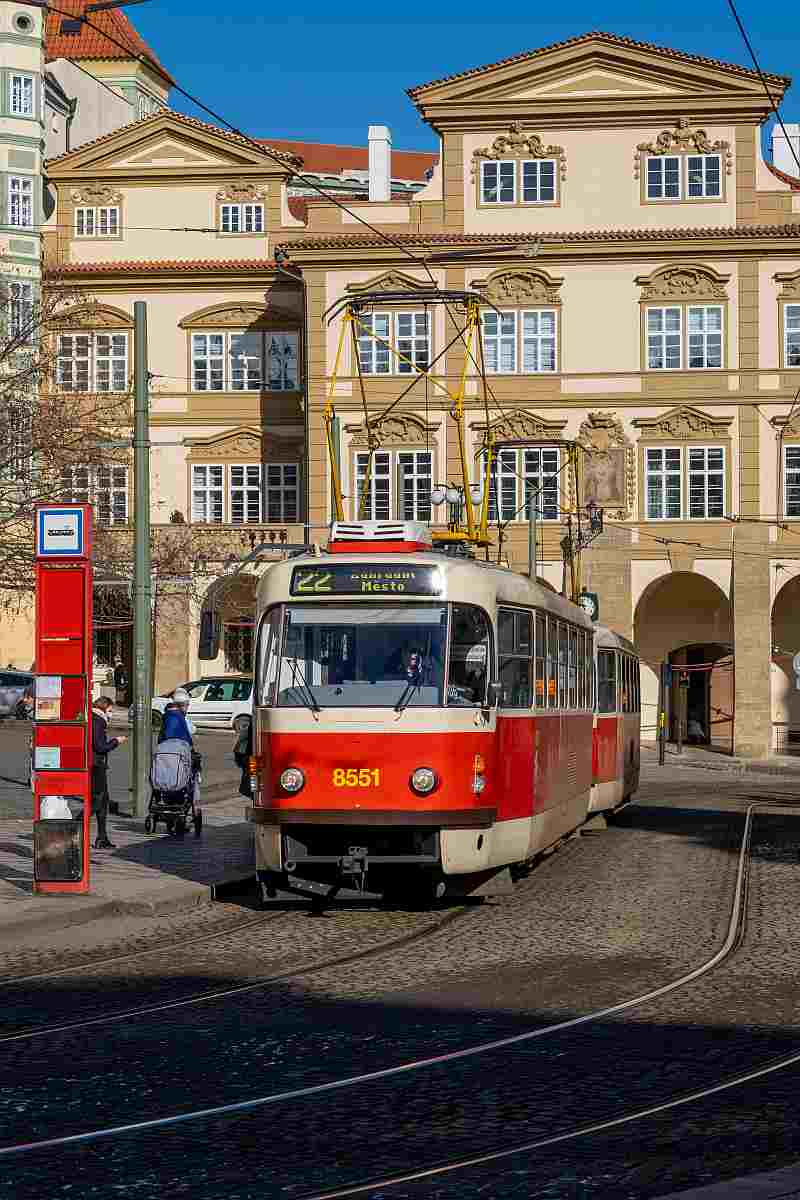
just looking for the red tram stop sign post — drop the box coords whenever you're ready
[32,504,94,894]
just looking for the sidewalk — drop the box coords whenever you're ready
[660,1161,800,1198]
[642,742,800,779]
[0,792,252,943]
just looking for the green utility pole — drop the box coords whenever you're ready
[132,301,152,819]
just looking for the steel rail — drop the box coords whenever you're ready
[0,807,753,1158]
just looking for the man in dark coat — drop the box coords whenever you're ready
[91,697,126,848]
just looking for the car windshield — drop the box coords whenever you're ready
[267,605,448,708]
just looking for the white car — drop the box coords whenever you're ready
[130,676,253,734]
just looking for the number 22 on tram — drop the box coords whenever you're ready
[248,521,596,901]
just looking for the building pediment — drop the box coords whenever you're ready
[185,427,304,461]
[347,270,432,295]
[46,112,300,177]
[472,267,564,306]
[55,302,133,329]
[636,263,730,301]
[470,411,567,442]
[407,32,785,126]
[632,405,734,440]
[344,413,440,447]
[179,299,301,330]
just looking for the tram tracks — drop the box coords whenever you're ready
[0,806,756,1165]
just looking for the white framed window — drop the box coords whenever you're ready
[521,310,557,372]
[229,331,262,391]
[94,333,128,392]
[220,203,264,234]
[58,333,128,393]
[784,446,800,518]
[191,330,298,392]
[8,176,33,228]
[395,312,429,374]
[61,465,129,525]
[486,448,520,522]
[397,451,432,520]
[75,206,119,237]
[647,307,682,369]
[784,304,800,367]
[480,160,516,204]
[266,462,299,522]
[646,154,721,201]
[9,73,34,116]
[8,281,33,340]
[645,447,683,520]
[687,154,721,198]
[646,156,680,200]
[354,450,391,519]
[687,306,723,368]
[230,463,262,524]
[688,446,725,518]
[522,159,556,203]
[266,332,298,391]
[357,313,390,375]
[191,464,224,524]
[192,332,226,391]
[523,447,561,520]
[482,310,517,374]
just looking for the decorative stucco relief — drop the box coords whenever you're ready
[179,301,300,329]
[187,429,305,461]
[634,116,733,179]
[575,411,635,520]
[635,265,729,301]
[470,122,567,180]
[345,413,439,448]
[632,405,734,440]
[472,269,564,306]
[774,268,800,300]
[347,270,431,294]
[56,302,130,330]
[216,182,267,202]
[69,185,122,205]
[471,411,567,442]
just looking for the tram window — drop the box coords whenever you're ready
[597,649,616,714]
[622,655,631,714]
[447,604,491,706]
[535,613,546,708]
[558,623,568,708]
[498,607,532,708]
[547,617,558,708]
[635,661,641,712]
[277,604,447,708]
[568,628,578,709]
[256,606,282,706]
[577,631,585,709]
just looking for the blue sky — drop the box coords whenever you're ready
[135,2,799,151]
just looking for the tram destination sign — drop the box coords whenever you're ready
[291,563,443,597]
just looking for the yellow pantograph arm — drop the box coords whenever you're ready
[323,312,350,522]
[350,312,462,407]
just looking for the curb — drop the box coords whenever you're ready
[642,747,800,780]
[657,1162,800,1198]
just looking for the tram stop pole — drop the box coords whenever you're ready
[132,301,152,819]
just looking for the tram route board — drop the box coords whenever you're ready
[290,563,443,597]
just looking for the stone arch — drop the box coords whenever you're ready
[771,574,800,751]
[634,571,733,747]
[56,302,133,329]
[198,572,259,675]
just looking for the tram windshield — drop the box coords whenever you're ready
[257,602,491,709]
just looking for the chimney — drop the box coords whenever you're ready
[771,121,800,177]
[368,125,391,202]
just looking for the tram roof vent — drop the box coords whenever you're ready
[329,520,433,553]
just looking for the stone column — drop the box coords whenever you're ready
[581,528,633,640]
[732,525,772,758]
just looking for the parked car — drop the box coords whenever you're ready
[0,671,34,720]
[129,676,253,734]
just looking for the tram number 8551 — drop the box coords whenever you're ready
[333,768,381,788]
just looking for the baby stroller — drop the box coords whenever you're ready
[146,738,202,837]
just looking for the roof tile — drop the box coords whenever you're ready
[260,139,436,180]
[48,258,293,276]
[407,30,791,97]
[45,0,174,84]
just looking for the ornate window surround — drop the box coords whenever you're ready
[69,186,124,242]
[343,413,440,521]
[180,302,302,394]
[632,405,733,521]
[636,265,730,372]
[215,182,268,237]
[634,118,732,205]
[471,123,566,210]
[774,269,800,370]
[471,269,564,375]
[470,410,568,523]
[185,427,304,525]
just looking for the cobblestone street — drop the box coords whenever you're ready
[0,760,798,1198]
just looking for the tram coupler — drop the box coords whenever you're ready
[339,845,369,894]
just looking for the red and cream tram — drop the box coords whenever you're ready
[590,626,641,815]
[248,520,598,900]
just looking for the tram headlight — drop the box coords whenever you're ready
[279,767,305,794]
[410,767,437,796]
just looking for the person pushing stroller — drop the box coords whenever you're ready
[147,689,203,836]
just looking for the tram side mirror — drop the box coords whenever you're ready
[487,681,502,707]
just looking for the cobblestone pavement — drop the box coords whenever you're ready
[0,766,798,1199]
